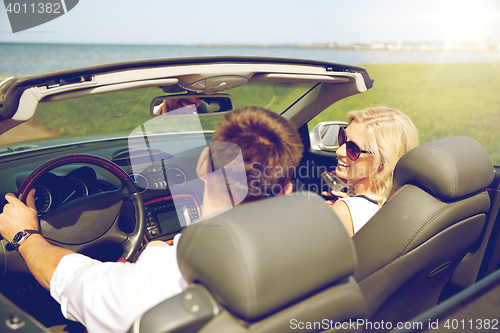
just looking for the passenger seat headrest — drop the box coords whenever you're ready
[393,136,494,200]
[177,193,355,321]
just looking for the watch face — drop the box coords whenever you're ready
[12,231,26,244]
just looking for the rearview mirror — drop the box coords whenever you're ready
[151,94,234,117]
[310,121,348,151]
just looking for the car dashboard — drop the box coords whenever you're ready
[0,132,209,270]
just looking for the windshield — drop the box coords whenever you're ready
[0,81,313,153]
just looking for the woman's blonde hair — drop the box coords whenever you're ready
[348,106,419,205]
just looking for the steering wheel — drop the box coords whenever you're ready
[16,154,145,261]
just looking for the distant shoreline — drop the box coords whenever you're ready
[3,44,500,75]
[198,43,500,53]
[1,41,499,53]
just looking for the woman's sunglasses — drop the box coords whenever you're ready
[338,127,373,161]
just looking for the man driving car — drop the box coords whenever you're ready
[0,106,304,332]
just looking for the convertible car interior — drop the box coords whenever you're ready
[0,57,499,332]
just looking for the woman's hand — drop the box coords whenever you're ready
[322,190,348,206]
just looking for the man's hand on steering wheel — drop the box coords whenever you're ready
[14,154,145,262]
[0,189,38,243]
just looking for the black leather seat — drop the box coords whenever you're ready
[129,193,366,333]
[352,136,494,331]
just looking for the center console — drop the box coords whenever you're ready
[144,195,200,240]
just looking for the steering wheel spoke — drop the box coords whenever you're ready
[104,221,129,244]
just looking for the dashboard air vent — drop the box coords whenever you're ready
[111,149,173,167]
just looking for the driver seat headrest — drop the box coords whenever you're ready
[177,193,358,322]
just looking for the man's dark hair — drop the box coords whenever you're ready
[208,106,303,203]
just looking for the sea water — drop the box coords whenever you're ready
[2,42,500,75]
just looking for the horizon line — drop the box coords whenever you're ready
[1,40,499,47]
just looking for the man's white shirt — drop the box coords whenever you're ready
[50,234,187,333]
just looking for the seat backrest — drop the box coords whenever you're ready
[130,193,366,333]
[447,185,499,290]
[352,136,494,329]
[180,193,366,332]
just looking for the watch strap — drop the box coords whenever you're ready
[5,242,14,252]
[5,229,42,252]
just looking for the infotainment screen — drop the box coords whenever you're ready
[144,196,199,239]
[156,209,186,235]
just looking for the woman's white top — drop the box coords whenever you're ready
[338,195,379,234]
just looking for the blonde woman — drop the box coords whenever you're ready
[325,107,419,236]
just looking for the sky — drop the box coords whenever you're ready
[1,0,500,45]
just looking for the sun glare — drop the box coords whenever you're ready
[431,0,500,43]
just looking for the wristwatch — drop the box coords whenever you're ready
[5,229,41,252]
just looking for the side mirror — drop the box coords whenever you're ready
[310,121,348,151]
[151,94,234,117]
